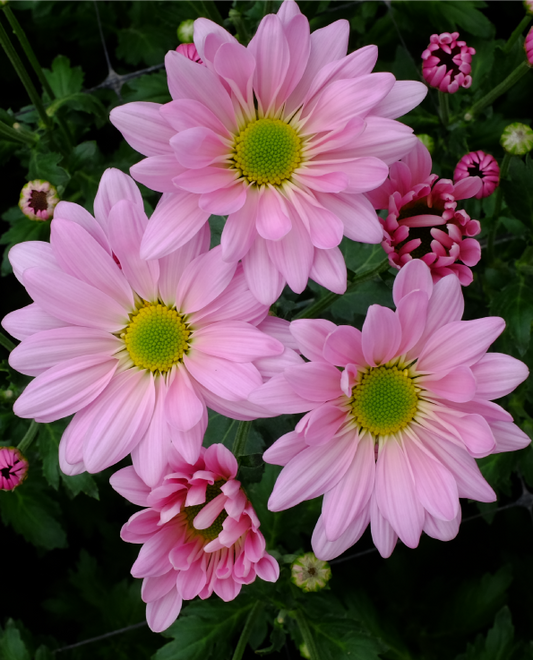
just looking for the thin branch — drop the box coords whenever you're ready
[53,622,147,654]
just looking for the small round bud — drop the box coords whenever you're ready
[416,134,435,154]
[299,643,311,659]
[524,0,533,17]
[0,447,28,490]
[291,552,331,593]
[177,19,195,44]
[500,122,533,155]
[19,179,59,221]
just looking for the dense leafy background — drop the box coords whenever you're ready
[1,1,533,659]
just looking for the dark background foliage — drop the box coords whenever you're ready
[1,2,533,659]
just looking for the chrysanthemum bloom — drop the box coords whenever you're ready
[19,180,59,221]
[0,446,28,490]
[422,32,475,93]
[525,27,533,66]
[291,552,331,592]
[453,151,500,200]
[366,140,482,286]
[2,168,285,484]
[250,260,530,559]
[500,122,533,155]
[110,443,279,632]
[110,0,427,305]
[176,42,203,64]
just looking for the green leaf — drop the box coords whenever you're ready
[155,596,255,660]
[491,279,533,355]
[46,92,107,122]
[501,156,533,228]
[477,452,517,495]
[117,26,174,66]
[70,140,100,170]
[340,239,387,274]
[0,620,31,660]
[28,151,70,188]
[122,71,172,104]
[331,279,394,323]
[43,55,84,98]
[0,473,67,550]
[456,606,515,660]
[443,1,494,38]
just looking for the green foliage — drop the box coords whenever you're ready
[491,279,533,356]
[455,607,516,660]
[501,156,533,229]
[0,620,31,660]
[43,55,84,98]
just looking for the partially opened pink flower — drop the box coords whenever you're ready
[422,32,475,93]
[454,151,500,199]
[0,446,28,490]
[19,179,59,221]
[110,443,279,633]
[525,26,533,66]
[110,0,427,305]
[250,260,530,559]
[367,140,483,286]
[2,168,284,484]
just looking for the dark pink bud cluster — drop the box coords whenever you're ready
[454,151,500,199]
[422,32,475,93]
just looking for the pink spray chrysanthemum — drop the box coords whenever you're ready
[525,27,533,66]
[2,168,288,484]
[19,180,59,221]
[454,151,500,199]
[110,443,279,633]
[176,43,203,64]
[250,260,530,560]
[110,0,427,305]
[366,140,483,286]
[0,446,28,490]
[422,32,475,93]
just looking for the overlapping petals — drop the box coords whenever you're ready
[110,0,427,304]
[422,32,475,93]
[367,140,483,286]
[110,443,279,632]
[2,168,287,483]
[454,151,500,199]
[251,260,529,559]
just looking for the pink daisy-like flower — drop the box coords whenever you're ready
[110,0,427,305]
[422,32,475,93]
[454,151,500,199]
[250,260,530,559]
[110,443,279,633]
[176,43,203,64]
[19,179,59,221]
[0,446,28,490]
[2,168,285,484]
[525,26,533,66]
[367,140,483,286]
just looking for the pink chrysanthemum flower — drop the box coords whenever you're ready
[0,446,28,490]
[2,168,286,484]
[110,443,279,633]
[422,32,475,93]
[110,0,427,305]
[176,42,203,64]
[525,27,533,66]
[250,260,530,559]
[454,151,500,199]
[19,179,59,221]
[367,140,483,286]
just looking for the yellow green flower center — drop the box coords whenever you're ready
[122,302,190,373]
[233,118,302,186]
[350,365,419,436]
[184,480,228,541]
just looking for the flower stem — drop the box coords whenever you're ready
[503,14,532,54]
[465,61,531,120]
[17,420,39,454]
[293,256,390,320]
[232,420,252,458]
[231,601,264,660]
[0,332,16,353]
[487,152,512,263]
[438,90,450,127]
[293,609,320,660]
[0,119,37,145]
[0,18,53,132]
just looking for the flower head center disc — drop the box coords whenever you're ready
[184,480,228,541]
[350,366,419,436]
[29,189,49,213]
[122,302,190,373]
[233,118,302,186]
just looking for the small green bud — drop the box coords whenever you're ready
[291,552,331,593]
[500,122,533,155]
[177,19,195,44]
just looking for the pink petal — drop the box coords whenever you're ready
[392,258,434,306]
[248,374,314,414]
[255,187,292,241]
[214,41,255,110]
[160,98,231,136]
[290,318,336,363]
[221,193,258,262]
[370,493,398,558]
[130,154,186,193]
[255,554,280,582]
[370,80,428,119]
[284,361,342,402]
[184,352,262,401]
[142,572,178,603]
[344,116,417,165]
[275,13,310,105]
[164,367,205,432]
[177,561,207,600]
[109,465,151,506]
[490,421,531,453]
[312,508,370,561]
[171,127,229,169]
[242,237,285,307]
[310,247,347,294]
[110,102,174,156]
[263,431,306,466]
[361,305,401,366]
[171,412,208,464]
[471,353,528,400]
[290,191,344,249]
[54,201,110,253]
[423,510,461,542]
[2,304,66,341]
[266,213,314,294]
[421,366,477,403]
[314,191,383,244]
[204,443,238,478]
[323,325,365,367]
[199,184,247,216]
[299,403,348,445]
[9,241,58,285]
[193,321,283,362]
[93,168,144,229]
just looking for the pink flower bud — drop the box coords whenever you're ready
[0,447,28,490]
[422,32,476,93]
[454,151,500,199]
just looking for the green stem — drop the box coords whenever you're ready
[465,61,531,120]
[232,421,251,458]
[231,601,264,660]
[0,18,52,131]
[293,257,390,320]
[503,14,532,54]
[487,152,512,263]
[17,420,39,454]
[0,119,37,145]
[293,609,320,660]
[0,332,16,352]
[438,90,450,127]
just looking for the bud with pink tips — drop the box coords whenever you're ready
[19,179,59,221]
[0,446,28,490]
[422,32,475,93]
[110,443,279,633]
[454,151,500,199]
